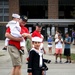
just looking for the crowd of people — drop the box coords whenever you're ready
[2,13,75,75]
[3,13,51,75]
[47,29,75,64]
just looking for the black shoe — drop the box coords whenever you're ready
[55,61,58,63]
[26,62,28,64]
[19,49,24,55]
[45,67,48,71]
[2,47,7,50]
[68,61,71,63]
[47,60,51,63]
[60,61,62,63]
[65,61,68,63]
[42,67,48,71]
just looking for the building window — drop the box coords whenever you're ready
[0,0,9,22]
[4,16,9,21]
[0,16,3,21]
[20,0,48,19]
[0,9,3,13]
[4,8,9,13]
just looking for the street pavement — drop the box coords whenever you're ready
[0,40,75,75]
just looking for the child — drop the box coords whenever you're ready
[55,34,63,63]
[3,14,26,55]
[27,37,44,75]
[64,32,71,63]
[3,14,21,50]
[47,35,53,54]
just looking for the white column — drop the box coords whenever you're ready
[47,27,50,35]
[51,26,55,36]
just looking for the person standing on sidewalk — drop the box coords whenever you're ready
[55,34,63,63]
[64,32,71,63]
[31,23,51,75]
[47,35,53,54]
[3,14,27,55]
[72,30,75,45]
[54,30,60,40]
[5,15,31,75]
[31,22,47,55]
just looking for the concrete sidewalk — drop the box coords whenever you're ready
[0,40,75,75]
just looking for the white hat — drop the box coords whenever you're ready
[32,37,42,42]
[12,14,20,19]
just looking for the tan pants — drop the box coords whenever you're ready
[8,46,22,66]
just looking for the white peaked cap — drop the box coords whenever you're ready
[32,37,42,42]
[12,14,20,18]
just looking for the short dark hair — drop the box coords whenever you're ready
[58,34,61,36]
[65,32,69,35]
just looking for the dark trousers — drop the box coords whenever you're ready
[32,69,42,75]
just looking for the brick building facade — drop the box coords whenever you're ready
[8,0,59,20]
[48,0,58,19]
[0,0,75,21]
[0,0,75,40]
[9,0,19,20]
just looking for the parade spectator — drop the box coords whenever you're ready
[55,34,63,63]
[3,14,27,55]
[64,32,71,63]
[31,22,47,54]
[5,15,31,75]
[47,35,53,54]
[72,30,75,45]
[71,30,74,43]
[54,30,59,39]
[31,22,51,75]
[26,22,42,63]
[54,30,60,55]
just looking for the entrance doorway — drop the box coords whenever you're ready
[20,5,47,19]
